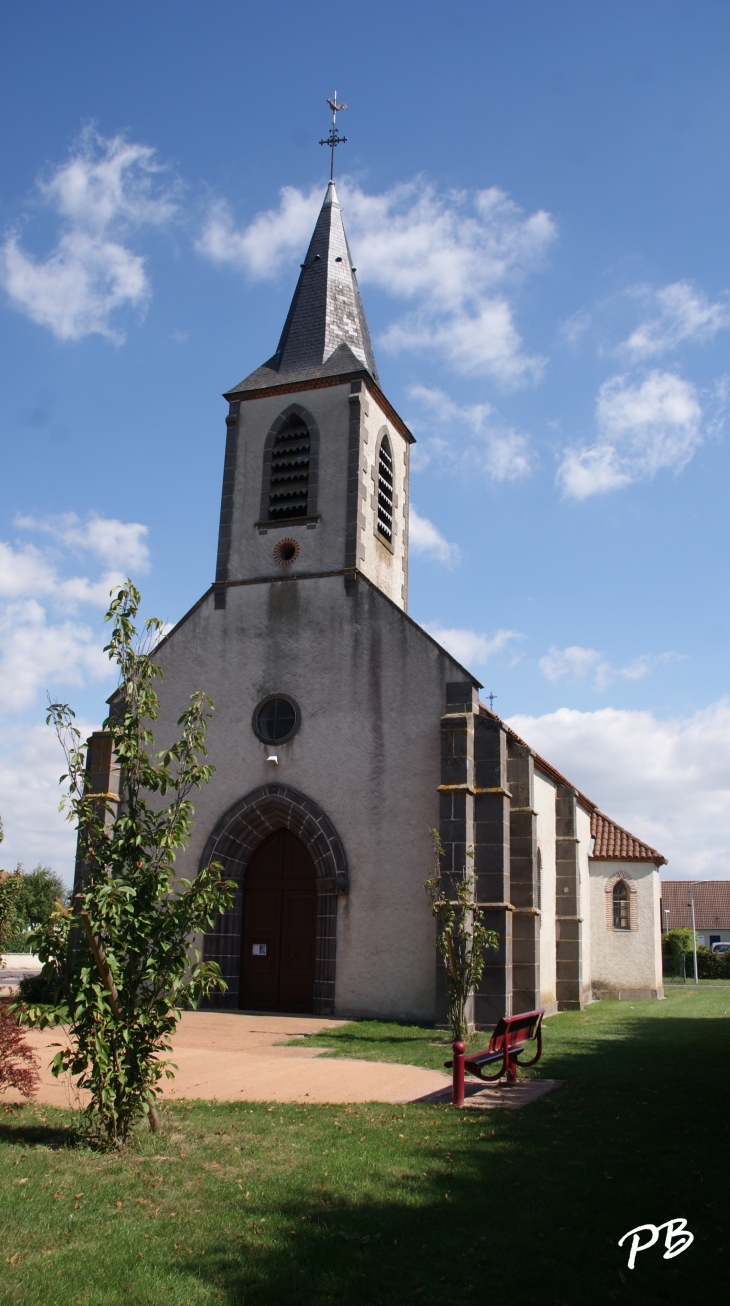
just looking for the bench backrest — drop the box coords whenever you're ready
[487,1008,544,1056]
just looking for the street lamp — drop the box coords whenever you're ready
[689,881,711,985]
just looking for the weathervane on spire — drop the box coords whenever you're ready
[320,93,347,181]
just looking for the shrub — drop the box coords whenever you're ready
[664,928,694,957]
[0,1003,40,1100]
[6,865,68,951]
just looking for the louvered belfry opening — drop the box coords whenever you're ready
[268,418,311,522]
[377,434,394,543]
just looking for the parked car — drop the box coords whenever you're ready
[711,942,730,953]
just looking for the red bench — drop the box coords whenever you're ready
[445,1009,544,1103]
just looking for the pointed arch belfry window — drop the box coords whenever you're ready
[377,433,394,544]
[268,416,311,522]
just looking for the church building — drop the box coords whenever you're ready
[91,178,667,1025]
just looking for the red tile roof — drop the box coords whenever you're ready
[590,811,667,865]
[660,881,730,931]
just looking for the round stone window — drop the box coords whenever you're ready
[253,694,300,743]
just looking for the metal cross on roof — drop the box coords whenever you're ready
[319,93,347,181]
[487,692,497,710]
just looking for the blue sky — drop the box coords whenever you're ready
[1,0,729,881]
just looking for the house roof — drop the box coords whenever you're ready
[660,880,730,931]
[479,704,667,866]
[590,810,667,865]
[226,181,379,396]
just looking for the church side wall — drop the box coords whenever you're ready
[589,860,664,999]
[533,769,557,1009]
[152,574,474,1023]
[576,803,593,1003]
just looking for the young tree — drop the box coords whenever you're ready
[17,583,235,1147]
[425,831,499,1042]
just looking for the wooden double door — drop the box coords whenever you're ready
[239,829,317,1013]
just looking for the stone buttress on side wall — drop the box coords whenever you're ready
[554,785,588,1010]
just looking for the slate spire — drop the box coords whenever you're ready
[227,182,378,394]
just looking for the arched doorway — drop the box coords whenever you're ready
[200,783,348,1014]
[239,828,317,1012]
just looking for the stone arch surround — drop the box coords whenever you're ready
[200,784,348,1015]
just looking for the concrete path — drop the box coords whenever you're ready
[5,1011,453,1107]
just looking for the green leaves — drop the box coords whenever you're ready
[20,580,235,1147]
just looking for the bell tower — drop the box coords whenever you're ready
[212,180,414,611]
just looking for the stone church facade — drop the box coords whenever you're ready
[89,181,666,1025]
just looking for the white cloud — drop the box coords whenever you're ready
[381,299,544,386]
[408,385,532,481]
[0,130,178,342]
[197,187,322,277]
[0,512,150,715]
[424,623,521,668]
[622,281,729,360]
[507,700,730,878]
[560,309,591,345]
[198,177,554,385]
[0,600,111,713]
[16,512,149,573]
[0,720,99,885]
[539,644,681,692]
[408,508,460,565]
[558,370,704,499]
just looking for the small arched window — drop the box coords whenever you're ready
[613,880,630,930]
[268,417,310,522]
[377,434,394,543]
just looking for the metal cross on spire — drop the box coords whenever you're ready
[319,92,347,181]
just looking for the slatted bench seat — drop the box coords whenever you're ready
[446,1008,544,1086]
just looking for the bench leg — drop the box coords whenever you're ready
[505,1052,518,1085]
[452,1040,465,1107]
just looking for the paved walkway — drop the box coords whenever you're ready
[7,1011,453,1107]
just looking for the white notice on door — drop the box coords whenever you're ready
[252,943,267,956]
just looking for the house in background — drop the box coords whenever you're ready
[661,881,730,950]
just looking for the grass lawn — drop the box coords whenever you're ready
[1,988,728,1305]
